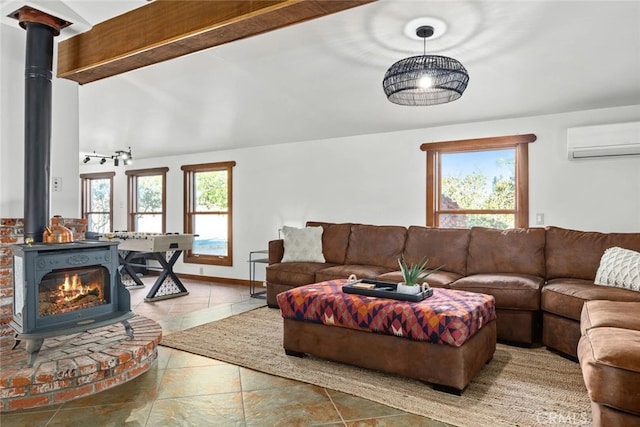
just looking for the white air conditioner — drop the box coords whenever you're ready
[567,121,640,160]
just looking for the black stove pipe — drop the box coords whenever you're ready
[23,22,54,243]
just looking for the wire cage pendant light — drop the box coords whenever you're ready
[383,25,469,106]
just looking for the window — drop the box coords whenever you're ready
[421,134,536,229]
[80,172,115,233]
[182,161,236,266]
[126,167,168,233]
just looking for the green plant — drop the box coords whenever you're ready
[397,255,443,286]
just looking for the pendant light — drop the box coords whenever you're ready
[382,25,469,106]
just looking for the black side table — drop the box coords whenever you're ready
[248,250,269,298]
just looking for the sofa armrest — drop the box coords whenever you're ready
[268,239,284,264]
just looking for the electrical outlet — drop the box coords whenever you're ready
[199,267,204,275]
[535,213,545,225]
[52,177,62,192]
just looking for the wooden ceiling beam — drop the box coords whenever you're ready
[56,0,374,85]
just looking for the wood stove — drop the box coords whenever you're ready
[2,6,136,368]
[11,240,133,366]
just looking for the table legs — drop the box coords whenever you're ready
[119,251,146,288]
[118,250,189,301]
[144,251,189,301]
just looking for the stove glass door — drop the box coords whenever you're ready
[38,266,110,318]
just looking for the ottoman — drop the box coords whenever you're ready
[276,279,497,393]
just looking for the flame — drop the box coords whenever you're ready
[55,274,103,305]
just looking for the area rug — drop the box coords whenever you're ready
[160,307,591,427]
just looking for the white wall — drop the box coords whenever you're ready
[80,104,640,283]
[0,24,24,216]
[2,17,637,284]
[0,22,80,219]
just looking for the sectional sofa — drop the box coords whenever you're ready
[578,300,640,426]
[266,221,640,357]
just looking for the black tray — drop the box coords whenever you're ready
[342,279,433,302]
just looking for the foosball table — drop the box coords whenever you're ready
[101,232,194,301]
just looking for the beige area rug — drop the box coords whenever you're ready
[160,307,591,427]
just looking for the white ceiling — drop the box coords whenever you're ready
[49,1,640,159]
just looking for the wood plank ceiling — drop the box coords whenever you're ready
[57,0,375,85]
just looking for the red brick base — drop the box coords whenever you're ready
[0,315,161,412]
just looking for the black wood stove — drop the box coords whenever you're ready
[11,241,133,366]
[6,7,135,367]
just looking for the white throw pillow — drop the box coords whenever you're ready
[595,246,640,291]
[281,225,325,263]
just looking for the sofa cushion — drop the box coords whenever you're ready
[403,226,470,276]
[451,273,544,310]
[281,226,325,263]
[595,246,640,291]
[545,226,609,281]
[467,227,546,277]
[578,327,640,416]
[344,224,407,270]
[314,265,393,283]
[306,221,352,264]
[581,300,640,335]
[376,270,462,288]
[266,262,336,287]
[542,279,640,321]
[607,232,640,253]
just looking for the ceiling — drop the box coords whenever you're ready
[27,1,640,159]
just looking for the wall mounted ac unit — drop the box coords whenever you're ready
[567,121,640,160]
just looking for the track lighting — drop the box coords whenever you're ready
[81,147,133,166]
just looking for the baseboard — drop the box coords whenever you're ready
[176,273,250,287]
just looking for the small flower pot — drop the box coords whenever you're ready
[396,283,421,295]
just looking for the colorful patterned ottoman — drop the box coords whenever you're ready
[276,279,497,393]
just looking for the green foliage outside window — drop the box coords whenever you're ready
[195,171,228,211]
[90,179,110,211]
[440,151,515,229]
[89,179,111,232]
[137,175,162,213]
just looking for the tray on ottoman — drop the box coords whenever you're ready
[343,279,433,302]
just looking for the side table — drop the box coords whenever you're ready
[248,250,269,298]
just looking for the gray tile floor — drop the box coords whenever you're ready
[0,278,449,426]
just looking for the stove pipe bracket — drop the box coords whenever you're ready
[2,1,92,38]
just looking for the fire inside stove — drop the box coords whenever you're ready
[38,267,110,317]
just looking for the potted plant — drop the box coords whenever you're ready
[396,255,443,295]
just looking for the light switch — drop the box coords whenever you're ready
[535,213,545,225]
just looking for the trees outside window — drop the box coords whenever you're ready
[80,172,115,233]
[421,134,536,229]
[126,167,168,233]
[182,161,235,266]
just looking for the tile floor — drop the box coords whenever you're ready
[0,277,449,426]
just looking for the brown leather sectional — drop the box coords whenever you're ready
[542,226,640,357]
[266,221,640,354]
[578,300,640,425]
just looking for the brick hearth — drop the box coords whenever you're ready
[0,315,161,412]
